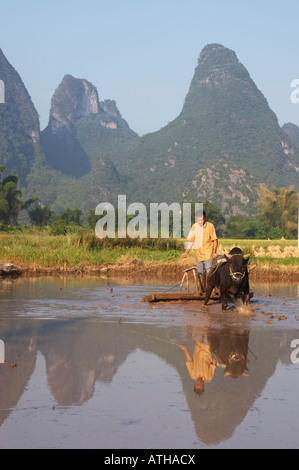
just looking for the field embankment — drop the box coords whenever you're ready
[0,232,298,280]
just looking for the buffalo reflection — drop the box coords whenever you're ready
[180,327,250,398]
[207,328,250,378]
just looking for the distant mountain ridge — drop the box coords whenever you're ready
[0,44,298,217]
[0,48,39,178]
[118,44,299,215]
[40,74,139,179]
[282,122,299,147]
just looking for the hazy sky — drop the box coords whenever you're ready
[1,0,298,135]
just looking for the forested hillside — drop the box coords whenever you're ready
[1,44,298,217]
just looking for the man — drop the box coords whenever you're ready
[181,210,218,292]
[179,342,216,396]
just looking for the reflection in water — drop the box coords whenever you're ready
[0,277,298,448]
[180,342,216,395]
[178,325,290,446]
[207,328,250,378]
[180,328,250,397]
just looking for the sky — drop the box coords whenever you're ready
[0,0,298,136]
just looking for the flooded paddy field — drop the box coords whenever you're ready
[0,275,298,449]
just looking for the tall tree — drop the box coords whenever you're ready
[28,205,54,227]
[0,166,38,225]
[257,184,298,238]
[58,208,82,226]
[0,166,23,224]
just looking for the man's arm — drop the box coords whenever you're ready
[179,344,193,362]
[212,239,218,258]
[181,241,193,258]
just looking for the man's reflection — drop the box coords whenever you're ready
[179,342,216,395]
[180,327,250,394]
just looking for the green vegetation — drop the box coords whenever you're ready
[0,166,23,224]
[0,170,298,274]
[223,184,298,239]
[218,238,299,269]
[2,44,299,216]
[0,230,297,273]
[256,184,298,239]
[118,44,299,212]
[0,166,38,225]
[0,230,183,270]
[0,169,298,242]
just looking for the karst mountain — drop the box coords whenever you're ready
[0,43,298,216]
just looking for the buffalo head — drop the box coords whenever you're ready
[224,251,250,284]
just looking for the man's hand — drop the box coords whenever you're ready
[179,344,192,362]
[181,249,190,259]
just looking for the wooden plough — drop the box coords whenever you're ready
[142,266,221,303]
[142,265,253,303]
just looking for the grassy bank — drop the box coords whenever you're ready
[0,231,182,272]
[0,231,298,277]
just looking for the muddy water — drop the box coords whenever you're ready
[0,275,298,449]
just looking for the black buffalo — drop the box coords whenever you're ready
[204,247,250,310]
[207,328,250,377]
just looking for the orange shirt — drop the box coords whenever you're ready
[187,221,217,262]
[186,342,216,382]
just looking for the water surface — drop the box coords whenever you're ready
[0,276,298,449]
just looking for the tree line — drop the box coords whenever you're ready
[0,166,298,239]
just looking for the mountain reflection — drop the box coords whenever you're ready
[0,316,294,444]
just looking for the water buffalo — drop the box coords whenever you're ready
[204,247,250,310]
[207,328,250,377]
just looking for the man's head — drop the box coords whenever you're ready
[194,376,204,396]
[195,210,206,226]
